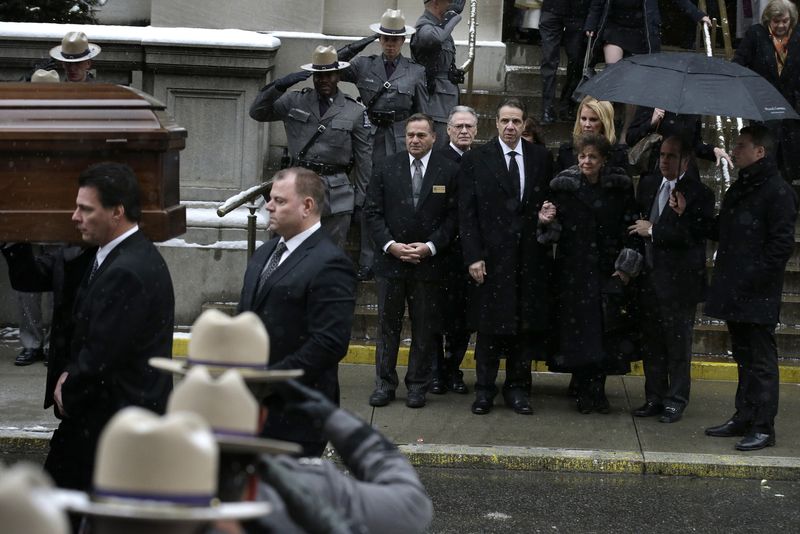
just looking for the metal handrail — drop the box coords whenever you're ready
[217,180,273,259]
[459,0,478,97]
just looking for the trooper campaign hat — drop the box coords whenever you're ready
[31,69,60,83]
[370,9,416,36]
[0,463,70,534]
[300,45,351,72]
[149,309,303,382]
[49,31,101,62]
[167,366,301,455]
[54,407,272,521]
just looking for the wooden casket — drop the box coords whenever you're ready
[0,83,187,243]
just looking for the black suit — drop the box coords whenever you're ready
[364,150,459,393]
[238,227,356,454]
[635,173,714,411]
[459,138,553,395]
[29,230,174,491]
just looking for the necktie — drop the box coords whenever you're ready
[319,97,331,117]
[508,151,521,200]
[257,241,288,292]
[412,159,423,207]
[651,180,671,222]
[88,257,100,283]
[385,60,396,79]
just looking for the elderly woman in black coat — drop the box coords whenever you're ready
[539,133,643,413]
[734,0,800,182]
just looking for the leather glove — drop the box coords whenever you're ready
[274,70,312,91]
[337,34,379,62]
[258,457,355,534]
[449,0,466,14]
[282,379,338,428]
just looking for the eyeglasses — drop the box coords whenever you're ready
[449,123,477,131]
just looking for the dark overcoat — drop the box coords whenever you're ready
[734,23,800,181]
[238,228,357,445]
[365,150,459,281]
[543,166,640,372]
[704,157,798,324]
[458,137,553,335]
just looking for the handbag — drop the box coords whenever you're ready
[627,131,662,174]
[572,33,596,102]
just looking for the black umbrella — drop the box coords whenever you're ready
[575,52,799,121]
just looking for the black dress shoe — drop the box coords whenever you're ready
[471,393,494,415]
[448,375,468,395]
[504,390,533,415]
[430,378,446,395]
[15,348,44,367]
[632,401,664,417]
[659,406,683,423]
[735,433,775,451]
[406,392,426,409]
[356,266,374,281]
[368,389,395,407]
[705,419,750,437]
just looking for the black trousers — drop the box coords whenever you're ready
[728,321,780,434]
[538,11,586,112]
[473,332,535,396]
[639,291,696,410]
[374,276,441,393]
[44,413,108,491]
[433,266,472,381]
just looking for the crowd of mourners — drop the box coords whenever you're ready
[3,1,800,532]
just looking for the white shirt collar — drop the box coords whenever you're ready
[279,221,321,256]
[409,150,432,171]
[95,225,139,267]
[499,138,523,155]
[449,142,465,156]
[660,172,686,188]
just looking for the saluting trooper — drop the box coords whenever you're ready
[338,9,428,280]
[249,46,373,249]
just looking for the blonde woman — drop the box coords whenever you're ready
[555,96,627,172]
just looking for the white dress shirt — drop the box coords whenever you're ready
[274,221,322,266]
[95,225,139,268]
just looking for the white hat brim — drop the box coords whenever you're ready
[369,23,416,36]
[148,357,303,382]
[49,43,101,62]
[217,435,302,455]
[53,489,271,521]
[300,61,350,72]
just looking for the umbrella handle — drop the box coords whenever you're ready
[703,24,734,190]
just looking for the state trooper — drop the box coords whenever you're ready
[411,0,466,148]
[249,46,372,248]
[337,9,428,281]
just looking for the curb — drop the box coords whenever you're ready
[398,444,800,481]
[170,338,800,384]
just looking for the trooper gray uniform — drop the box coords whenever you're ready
[246,408,433,534]
[411,5,463,148]
[250,77,372,248]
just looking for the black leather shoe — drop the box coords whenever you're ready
[430,377,446,395]
[659,406,683,423]
[633,401,664,417]
[368,389,395,407]
[15,348,44,367]
[356,266,374,282]
[471,393,494,415]
[406,392,426,409]
[735,433,775,451]
[705,419,750,437]
[447,371,468,394]
[504,390,533,415]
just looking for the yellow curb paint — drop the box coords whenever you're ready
[170,338,800,384]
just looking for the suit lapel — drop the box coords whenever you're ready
[252,230,321,310]
[416,152,438,210]
[322,91,345,121]
[304,90,321,122]
[488,140,518,202]
[390,56,409,82]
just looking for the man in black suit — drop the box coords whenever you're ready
[365,113,459,409]
[459,98,553,415]
[699,125,797,451]
[238,167,357,455]
[628,136,715,423]
[430,105,478,395]
[33,162,173,492]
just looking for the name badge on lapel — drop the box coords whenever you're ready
[432,185,446,194]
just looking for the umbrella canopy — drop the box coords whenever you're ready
[576,52,799,121]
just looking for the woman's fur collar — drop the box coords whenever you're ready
[550,165,631,192]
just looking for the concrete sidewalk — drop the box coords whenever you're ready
[2,341,799,480]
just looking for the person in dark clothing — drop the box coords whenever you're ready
[628,136,715,423]
[538,133,643,413]
[673,125,797,450]
[733,0,800,182]
[538,0,591,123]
